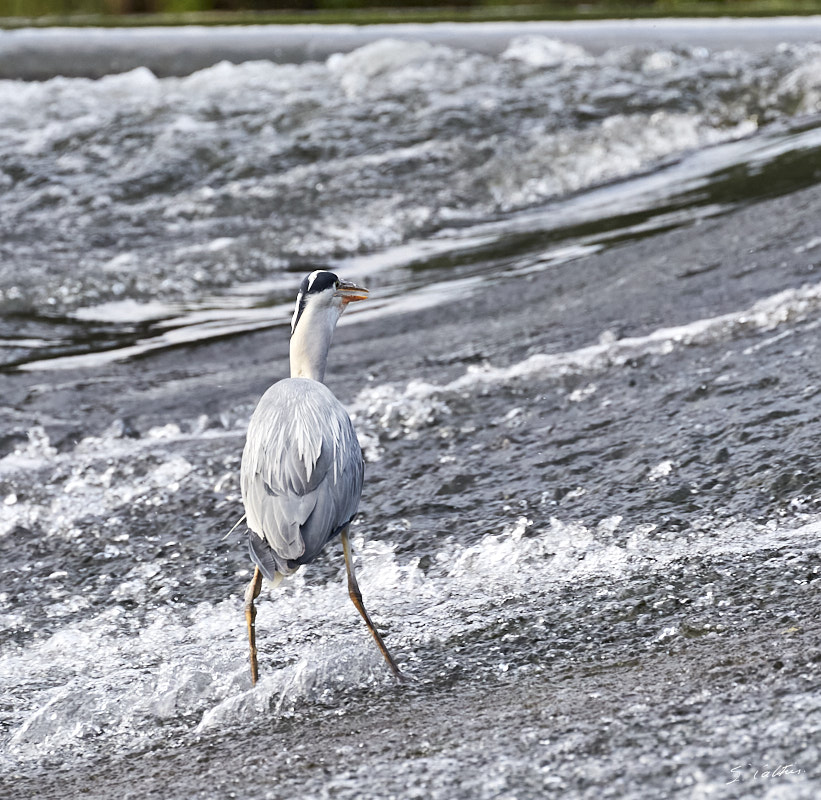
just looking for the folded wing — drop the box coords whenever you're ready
[241,377,364,578]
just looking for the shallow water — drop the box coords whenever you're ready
[1,22,821,799]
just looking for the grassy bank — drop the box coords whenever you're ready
[1,0,821,27]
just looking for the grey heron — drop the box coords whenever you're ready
[241,269,403,684]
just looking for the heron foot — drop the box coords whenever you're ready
[244,566,263,685]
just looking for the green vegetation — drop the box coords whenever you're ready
[1,0,820,27]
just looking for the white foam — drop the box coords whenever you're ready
[327,38,455,98]
[483,112,757,212]
[501,35,593,69]
[450,280,821,390]
[72,298,178,323]
[351,279,821,434]
[352,380,451,442]
[3,504,821,768]
[3,37,820,332]
[648,460,676,482]
[776,54,821,115]
[0,423,239,539]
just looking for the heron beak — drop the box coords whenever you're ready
[336,279,369,306]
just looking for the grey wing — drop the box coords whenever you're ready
[240,379,363,576]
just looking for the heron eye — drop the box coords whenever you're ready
[334,280,340,289]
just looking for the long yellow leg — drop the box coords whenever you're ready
[341,527,404,682]
[244,566,263,685]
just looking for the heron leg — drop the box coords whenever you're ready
[340,527,404,682]
[244,565,263,685]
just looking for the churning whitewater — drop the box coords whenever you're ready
[2,22,821,800]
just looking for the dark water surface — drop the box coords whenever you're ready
[1,21,821,800]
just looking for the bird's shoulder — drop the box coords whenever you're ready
[248,377,351,434]
[241,377,360,496]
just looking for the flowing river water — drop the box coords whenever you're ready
[1,20,821,799]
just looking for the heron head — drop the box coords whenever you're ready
[290,269,368,336]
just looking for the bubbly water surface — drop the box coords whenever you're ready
[2,24,821,800]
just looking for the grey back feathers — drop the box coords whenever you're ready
[241,376,363,579]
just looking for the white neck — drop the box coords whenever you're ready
[289,301,343,382]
